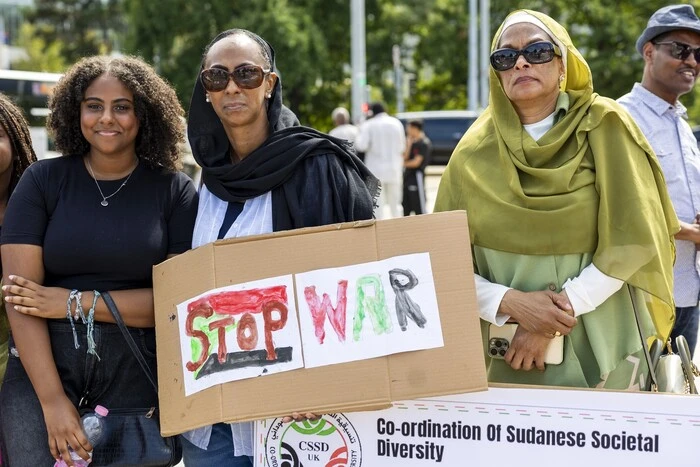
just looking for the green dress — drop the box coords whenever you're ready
[476,247,653,389]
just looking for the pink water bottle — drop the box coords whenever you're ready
[54,405,109,467]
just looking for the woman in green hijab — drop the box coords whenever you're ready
[435,10,679,389]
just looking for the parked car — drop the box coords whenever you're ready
[396,110,480,165]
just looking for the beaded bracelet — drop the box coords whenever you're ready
[66,289,81,349]
[86,291,101,360]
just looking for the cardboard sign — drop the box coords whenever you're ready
[153,212,487,435]
[176,253,444,395]
[256,386,700,466]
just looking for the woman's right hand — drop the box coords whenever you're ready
[498,289,577,336]
[2,275,69,320]
[504,326,552,371]
[42,394,92,466]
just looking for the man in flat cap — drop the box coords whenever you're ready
[619,4,700,357]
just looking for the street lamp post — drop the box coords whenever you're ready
[393,44,404,113]
[468,0,478,111]
[479,0,490,109]
[351,0,367,124]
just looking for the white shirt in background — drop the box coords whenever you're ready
[355,112,406,182]
[329,124,359,145]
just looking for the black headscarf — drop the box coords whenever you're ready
[188,29,379,231]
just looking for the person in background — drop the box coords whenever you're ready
[435,10,678,389]
[618,4,700,357]
[0,55,198,465]
[402,119,432,216]
[355,102,406,219]
[0,93,37,390]
[182,28,378,467]
[328,106,359,145]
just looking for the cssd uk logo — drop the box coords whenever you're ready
[265,414,362,467]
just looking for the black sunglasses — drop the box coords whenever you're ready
[200,65,271,92]
[653,40,700,63]
[490,41,562,72]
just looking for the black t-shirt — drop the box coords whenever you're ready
[406,136,432,175]
[1,156,198,292]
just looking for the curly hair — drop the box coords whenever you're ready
[0,93,37,194]
[48,55,184,172]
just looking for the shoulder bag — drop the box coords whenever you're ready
[629,285,699,394]
[88,291,182,466]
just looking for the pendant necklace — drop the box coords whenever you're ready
[86,158,137,207]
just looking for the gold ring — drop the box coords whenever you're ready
[554,331,562,337]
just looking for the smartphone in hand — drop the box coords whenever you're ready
[488,323,564,365]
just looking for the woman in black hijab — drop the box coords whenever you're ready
[182,29,378,466]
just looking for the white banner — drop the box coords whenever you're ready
[256,386,700,466]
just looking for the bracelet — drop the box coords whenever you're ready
[66,289,80,350]
[74,291,85,322]
[86,291,101,360]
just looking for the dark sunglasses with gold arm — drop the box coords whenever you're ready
[200,64,271,92]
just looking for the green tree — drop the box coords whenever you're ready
[121,0,700,126]
[124,0,346,128]
[25,0,125,64]
[408,0,469,110]
[490,0,700,104]
[124,0,234,105]
[12,23,67,72]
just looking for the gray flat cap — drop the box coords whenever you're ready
[636,4,700,55]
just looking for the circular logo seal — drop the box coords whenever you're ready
[265,413,362,467]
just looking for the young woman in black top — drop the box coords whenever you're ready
[0,56,198,466]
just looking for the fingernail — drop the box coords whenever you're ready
[14,306,18,310]
[8,275,14,280]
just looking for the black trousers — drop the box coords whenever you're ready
[403,170,426,216]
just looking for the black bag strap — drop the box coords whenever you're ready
[676,335,699,394]
[628,285,659,391]
[102,291,158,393]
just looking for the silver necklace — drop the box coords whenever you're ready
[86,158,137,207]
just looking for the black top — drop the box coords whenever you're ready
[406,136,432,175]
[1,156,198,292]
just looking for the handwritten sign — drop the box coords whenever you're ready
[177,275,303,396]
[176,254,443,395]
[295,253,443,368]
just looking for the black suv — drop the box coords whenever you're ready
[396,110,480,165]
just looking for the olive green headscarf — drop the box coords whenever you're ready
[435,10,679,340]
